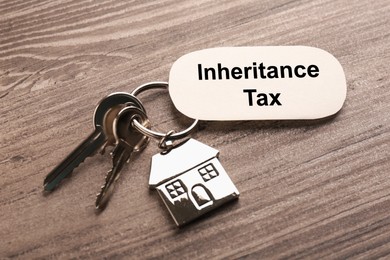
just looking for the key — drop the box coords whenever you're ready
[95,105,150,210]
[43,93,146,191]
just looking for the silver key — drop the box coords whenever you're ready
[95,106,150,209]
[43,93,145,191]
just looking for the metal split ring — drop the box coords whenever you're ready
[131,81,199,142]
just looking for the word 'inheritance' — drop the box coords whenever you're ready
[198,62,320,80]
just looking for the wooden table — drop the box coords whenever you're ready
[1,0,389,258]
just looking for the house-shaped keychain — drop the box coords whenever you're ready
[149,138,239,226]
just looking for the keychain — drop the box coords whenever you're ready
[43,82,240,226]
[44,46,346,226]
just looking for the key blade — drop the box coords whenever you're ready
[95,145,132,210]
[95,106,150,210]
[95,169,115,210]
[43,127,106,191]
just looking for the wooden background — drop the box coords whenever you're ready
[1,0,389,258]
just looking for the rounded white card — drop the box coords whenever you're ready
[169,46,347,120]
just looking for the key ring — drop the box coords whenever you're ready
[131,81,199,142]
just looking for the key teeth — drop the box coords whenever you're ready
[95,169,114,210]
[95,145,119,207]
[43,154,91,191]
[95,190,105,209]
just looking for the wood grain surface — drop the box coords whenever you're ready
[1,0,389,259]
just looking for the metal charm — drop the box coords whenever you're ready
[149,138,239,226]
[131,82,240,226]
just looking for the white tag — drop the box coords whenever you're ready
[168,46,346,120]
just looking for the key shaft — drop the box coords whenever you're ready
[44,127,105,191]
[95,145,133,208]
[95,106,150,210]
